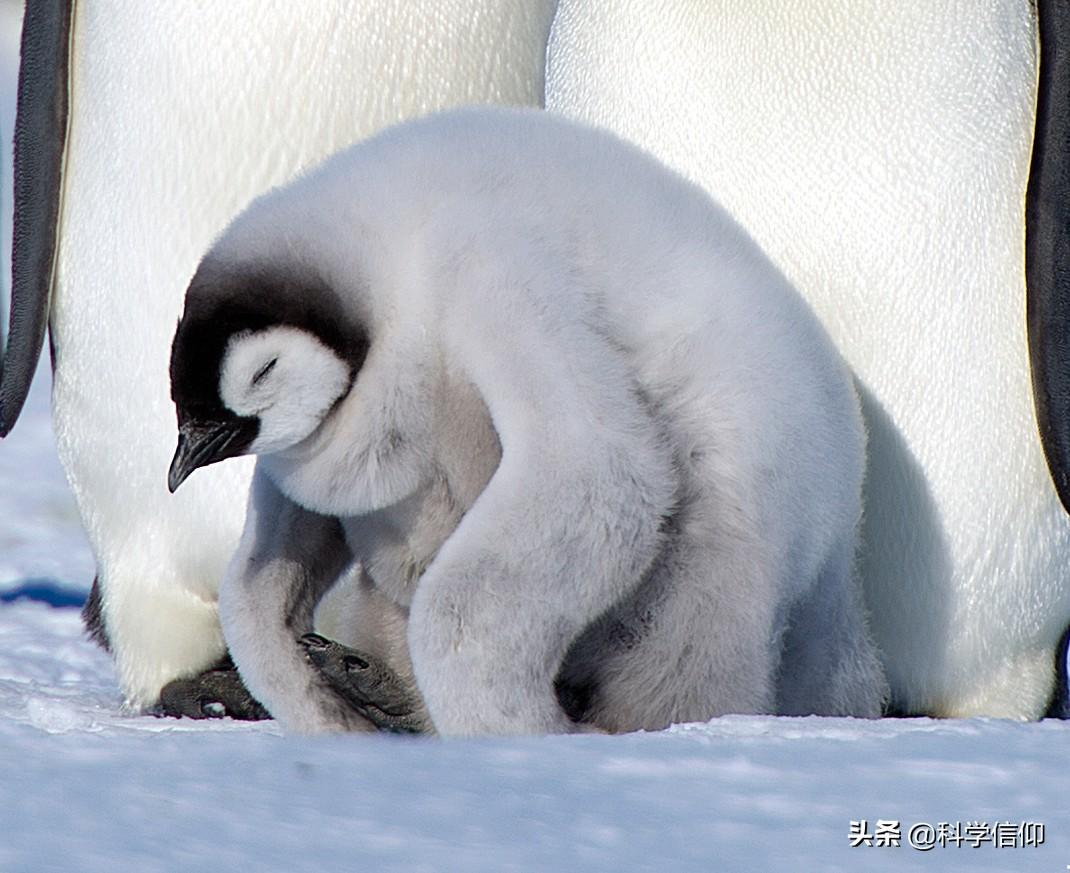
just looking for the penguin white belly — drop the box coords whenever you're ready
[547,0,1068,718]
[50,0,557,708]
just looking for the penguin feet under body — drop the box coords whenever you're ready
[81,573,263,720]
[300,634,431,735]
[299,631,607,734]
[155,656,270,721]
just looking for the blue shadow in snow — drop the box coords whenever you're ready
[0,578,87,609]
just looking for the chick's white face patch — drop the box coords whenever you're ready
[219,326,351,454]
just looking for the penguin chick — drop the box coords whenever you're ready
[169,106,887,736]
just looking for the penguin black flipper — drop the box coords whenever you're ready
[300,634,431,735]
[1028,0,1070,514]
[1043,625,1070,719]
[1027,0,1070,717]
[0,0,71,436]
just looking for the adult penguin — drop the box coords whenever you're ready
[547,0,1070,720]
[0,0,558,716]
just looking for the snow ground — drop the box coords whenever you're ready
[2,3,1069,871]
[2,577,1070,873]
[1,341,1067,873]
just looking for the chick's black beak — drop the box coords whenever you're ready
[168,419,250,493]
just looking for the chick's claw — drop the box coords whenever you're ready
[299,633,431,734]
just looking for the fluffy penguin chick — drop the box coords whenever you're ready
[168,106,887,736]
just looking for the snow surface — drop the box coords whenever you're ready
[2,3,1069,871]
[2,594,1069,873]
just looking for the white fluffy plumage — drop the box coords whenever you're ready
[175,107,887,736]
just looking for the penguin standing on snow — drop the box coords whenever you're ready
[546,0,1070,720]
[0,0,558,717]
[167,107,886,735]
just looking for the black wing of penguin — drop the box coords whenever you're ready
[1027,0,1070,720]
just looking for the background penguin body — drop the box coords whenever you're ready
[3,0,558,710]
[547,0,1069,718]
